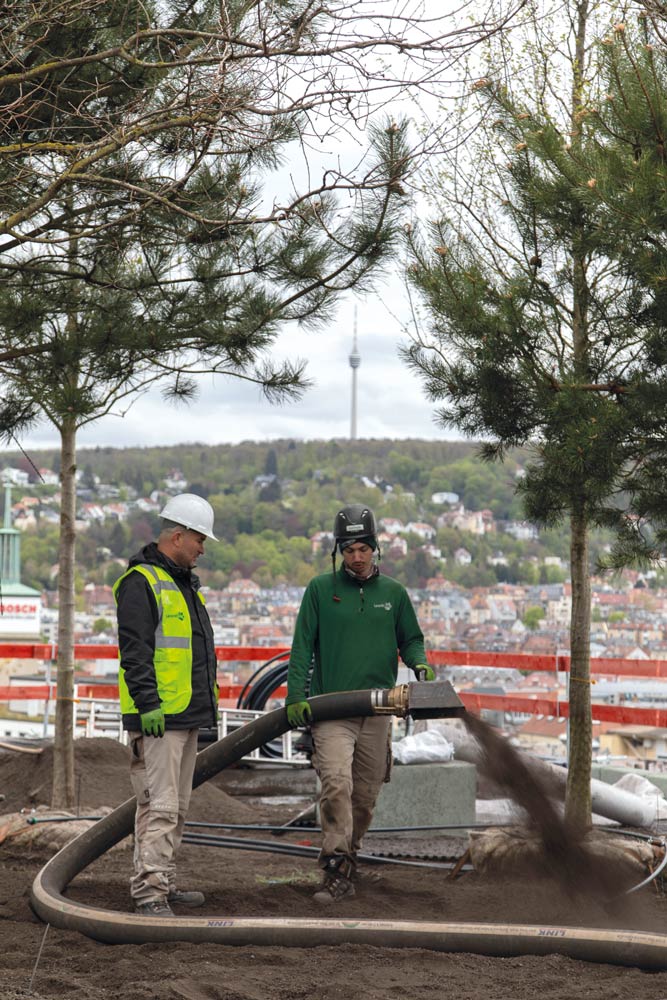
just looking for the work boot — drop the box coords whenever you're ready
[134,899,173,917]
[313,870,355,904]
[167,888,206,908]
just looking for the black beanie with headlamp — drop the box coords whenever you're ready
[330,505,381,599]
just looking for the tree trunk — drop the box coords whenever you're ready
[563,0,592,834]
[51,417,77,808]
[564,506,592,831]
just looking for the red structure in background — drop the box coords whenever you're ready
[1,644,667,726]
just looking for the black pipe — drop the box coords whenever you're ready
[184,820,516,834]
[26,816,659,893]
[181,830,461,870]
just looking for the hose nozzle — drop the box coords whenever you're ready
[406,679,465,720]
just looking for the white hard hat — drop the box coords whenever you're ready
[159,493,217,540]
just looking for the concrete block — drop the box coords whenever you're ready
[370,760,477,830]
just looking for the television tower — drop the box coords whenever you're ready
[349,307,361,440]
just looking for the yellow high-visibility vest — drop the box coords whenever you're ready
[113,563,209,715]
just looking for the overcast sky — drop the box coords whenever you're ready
[24,274,456,452]
[22,153,455,453]
[20,0,476,453]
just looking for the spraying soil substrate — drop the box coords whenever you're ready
[462,712,641,898]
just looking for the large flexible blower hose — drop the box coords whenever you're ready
[29,686,667,968]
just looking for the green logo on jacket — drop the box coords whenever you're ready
[166,611,186,621]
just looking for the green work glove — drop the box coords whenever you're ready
[286,701,312,728]
[414,664,435,682]
[140,708,165,737]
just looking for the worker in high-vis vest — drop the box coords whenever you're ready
[113,493,219,917]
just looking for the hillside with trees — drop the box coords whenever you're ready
[1,438,610,594]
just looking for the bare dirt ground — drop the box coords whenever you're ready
[3,738,667,1000]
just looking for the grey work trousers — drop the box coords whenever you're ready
[129,728,198,904]
[311,715,392,871]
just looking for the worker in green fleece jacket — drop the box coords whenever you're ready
[286,503,435,904]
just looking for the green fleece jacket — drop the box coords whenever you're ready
[286,567,427,703]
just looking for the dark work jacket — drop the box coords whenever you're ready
[115,542,218,732]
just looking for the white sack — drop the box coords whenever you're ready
[392,730,455,765]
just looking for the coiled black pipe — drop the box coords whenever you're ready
[29,691,667,968]
[236,652,290,711]
[235,652,290,757]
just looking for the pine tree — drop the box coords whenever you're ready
[0,0,439,808]
[579,16,667,565]
[403,3,667,831]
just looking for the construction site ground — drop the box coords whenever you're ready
[3,738,667,1000]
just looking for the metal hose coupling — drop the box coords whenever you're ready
[372,680,466,719]
[371,684,410,716]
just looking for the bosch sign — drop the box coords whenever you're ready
[0,597,42,638]
[0,603,38,615]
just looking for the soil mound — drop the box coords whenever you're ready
[0,737,258,824]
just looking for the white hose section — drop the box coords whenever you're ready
[449,733,660,827]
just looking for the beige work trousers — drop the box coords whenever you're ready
[311,715,392,870]
[129,729,198,904]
